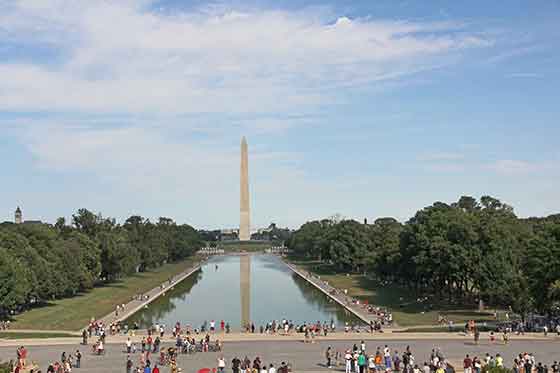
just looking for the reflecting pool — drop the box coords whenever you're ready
[126,254,361,329]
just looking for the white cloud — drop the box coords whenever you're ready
[0,1,509,228]
[0,1,491,116]
[486,159,555,176]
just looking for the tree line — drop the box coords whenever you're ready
[0,209,201,318]
[287,196,560,317]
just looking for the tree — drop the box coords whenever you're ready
[0,248,31,316]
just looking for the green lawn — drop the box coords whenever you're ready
[0,332,77,339]
[292,260,500,327]
[11,258,200,331]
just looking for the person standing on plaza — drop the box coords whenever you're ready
[269,363,276,373]
[75,349,81,368]
[393,351,401,372]
[218,356,226,373]
[240,356,247,373]
[473,357,481,373]
[326,346,333,368]
[464,355,472,373]
[496,354,503,368]
[551,361,559,373]
[474,329,480,345]
[524,358,533,373]
[126,356,133,373]
[384,345,391,369]
[232,356,241,373]
[368,354,375,373]
[345,350,353,373]
[358,352,367,373]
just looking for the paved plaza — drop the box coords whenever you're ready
[1,336,559,373]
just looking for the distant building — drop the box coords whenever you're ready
[23,220,43,225]
[13,207,42,225]
[220,228,239,241]
[15,207,22,224]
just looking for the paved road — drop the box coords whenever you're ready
[1,338,559,373]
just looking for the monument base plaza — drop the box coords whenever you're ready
[1,333,559,373]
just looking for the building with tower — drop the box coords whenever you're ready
[15,207,22,224]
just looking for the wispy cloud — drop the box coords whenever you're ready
[485,44,543,65]
[0,1,491,118]
[486,159,556,176]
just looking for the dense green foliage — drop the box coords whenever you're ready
[288,196,560,317]
[0,209,201,318]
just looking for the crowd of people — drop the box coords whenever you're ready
[218,356,291,373]
[323,342,560,373]
[324,342,449,373]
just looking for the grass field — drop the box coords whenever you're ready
[0,332,77,339]
[11,258,199,331]
[292,260,499,327]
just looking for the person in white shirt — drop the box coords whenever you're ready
[345,350,353,373]
[384,345,391,368]
[269,364,276,373]
[368,356,376,373]
[217,356,226,373]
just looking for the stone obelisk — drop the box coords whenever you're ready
[239,136,250,241]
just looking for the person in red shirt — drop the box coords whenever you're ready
[221,320,225,331]
[153,364,160,373]
[464,354,473,373]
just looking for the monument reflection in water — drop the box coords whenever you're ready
[126,255,361,330]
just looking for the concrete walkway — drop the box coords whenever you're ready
[2,336,559,373]
[284,261,386,327]
[2,330,557,347]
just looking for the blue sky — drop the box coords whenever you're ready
[1,0,559,229]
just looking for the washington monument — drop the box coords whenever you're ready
[239,136,250,241]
